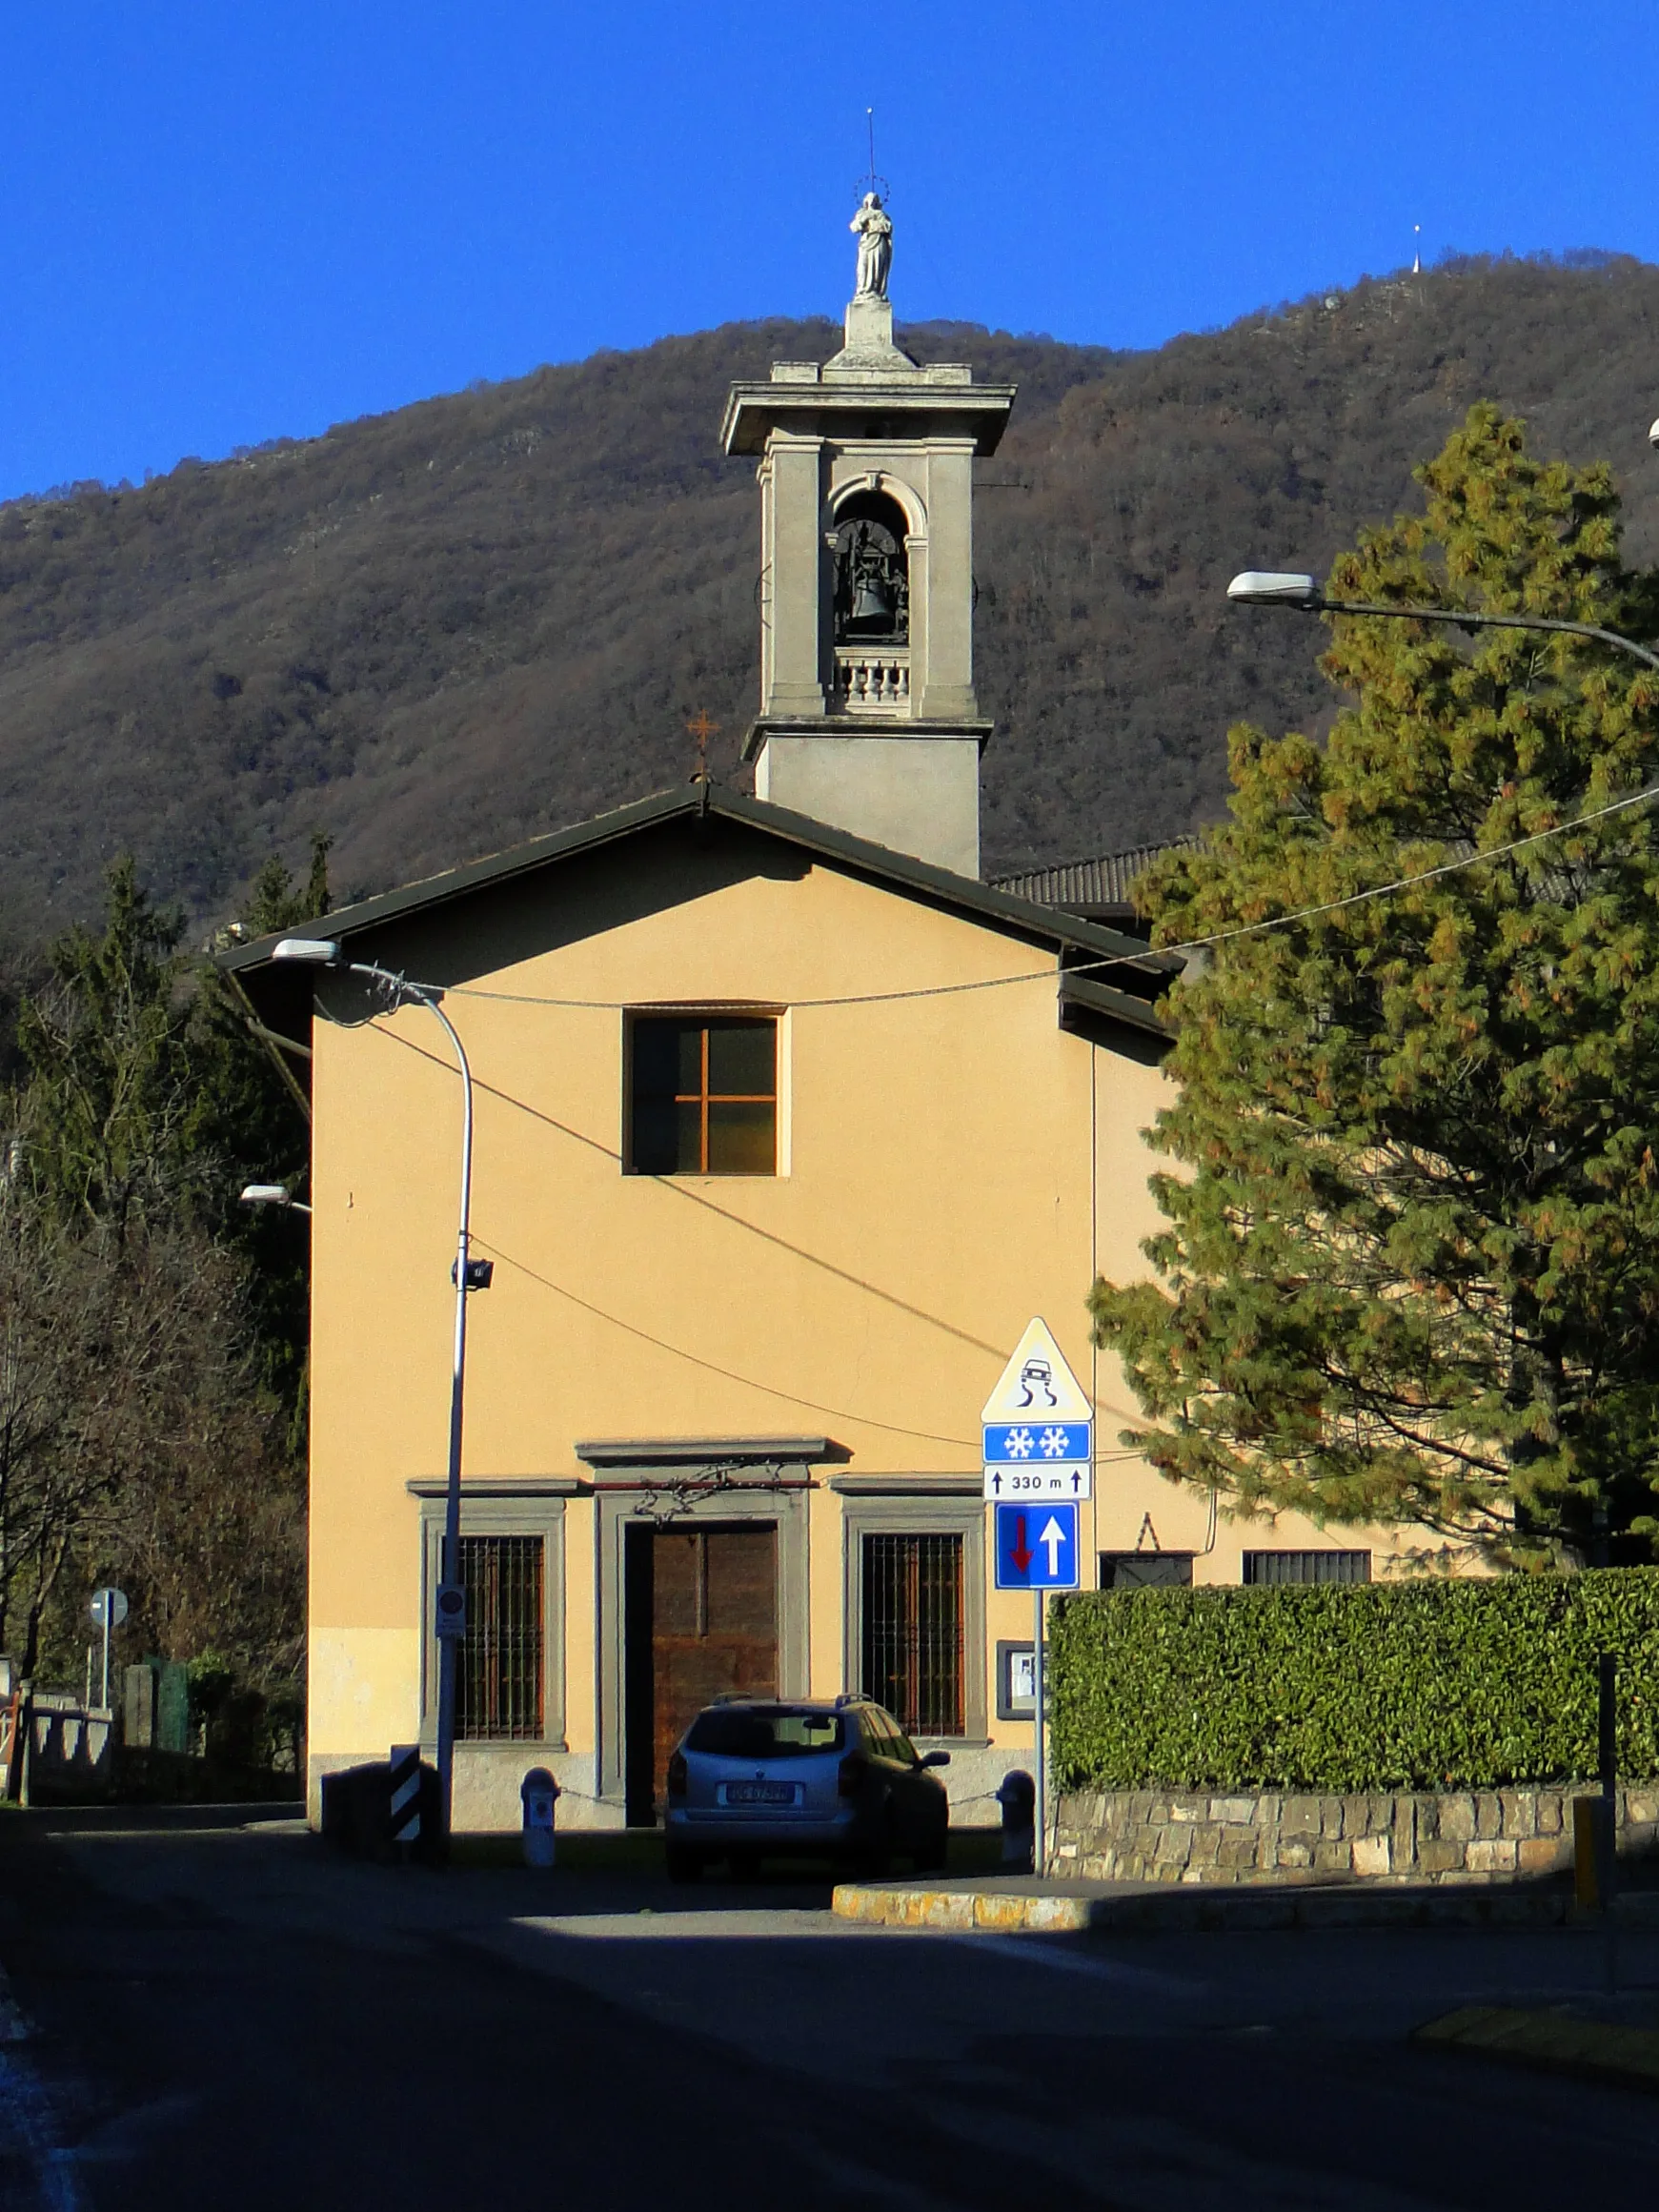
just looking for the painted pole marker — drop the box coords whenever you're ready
[390,1743,422,1854]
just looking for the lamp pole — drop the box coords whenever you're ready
[272,937,480,1854]
[1225,571,1659,677]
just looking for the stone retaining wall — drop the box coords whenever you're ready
[1054,1785,1659,1886]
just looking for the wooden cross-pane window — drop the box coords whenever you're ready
[631,1016,777,1175]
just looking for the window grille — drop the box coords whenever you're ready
[457,1534,544,1740]
[630,1015,777,1175]
[1241,1550,1371,1587]
[860,1532,964,1736]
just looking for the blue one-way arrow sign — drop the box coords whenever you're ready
[994,1502,1080,1591]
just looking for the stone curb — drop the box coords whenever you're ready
[834,1883,1103,1932]
[832,1880,1659,1934]
[1415,2006,1659,2097]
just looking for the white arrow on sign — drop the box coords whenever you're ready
[1040,1517,1066,1577]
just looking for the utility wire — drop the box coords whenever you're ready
[1143,772,1659,960]
[446,966,1062,1011]
[444,770,1659,1014]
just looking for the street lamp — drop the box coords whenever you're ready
[271,934,488,1854]
[239,1183,313,1215]
[1225,571,1659,676]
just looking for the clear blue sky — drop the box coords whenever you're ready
[3,2,1654,501]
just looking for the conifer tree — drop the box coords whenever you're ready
[1090,406,1659,1562]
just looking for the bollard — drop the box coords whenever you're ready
[995,1769,1036,1874]
[521,1766,560,1868]
[1572,1795,1610,1909]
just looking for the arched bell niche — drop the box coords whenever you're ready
[832,489,910,646]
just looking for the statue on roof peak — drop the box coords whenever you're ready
[851,192,893,301]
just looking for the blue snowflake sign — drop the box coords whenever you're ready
[981,1319,1092,1501]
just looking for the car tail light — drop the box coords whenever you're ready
[666,1752,688,1798]
[838,1754,867,1798]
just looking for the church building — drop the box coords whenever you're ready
[224,207,1439,1832]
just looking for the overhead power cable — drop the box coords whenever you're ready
[428,773,1659,1015]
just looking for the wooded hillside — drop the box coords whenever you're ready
[3,251,1658,929]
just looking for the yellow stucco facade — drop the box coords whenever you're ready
[251,802,1442,1832]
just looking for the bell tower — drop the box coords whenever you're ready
[720,196,1016,878]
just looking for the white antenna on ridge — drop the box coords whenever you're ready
[1413,222,1422,276]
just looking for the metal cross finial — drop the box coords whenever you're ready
[686,710,720,784]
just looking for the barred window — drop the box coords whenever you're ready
[457,1534,544,1740]
[629,1016,777,1175]
[860,1532,963,1737]
[1242,1550,1371,1587]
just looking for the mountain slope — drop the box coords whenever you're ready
[4,254,1658,928]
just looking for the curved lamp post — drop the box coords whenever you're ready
[1225,571,1659,677]
[272,935,485,1854]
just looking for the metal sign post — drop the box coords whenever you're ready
[984,1322,1091,1883]
[1033,1587,1046,1876]
[88,1588,128,1713]
[993,1501,1078,1880]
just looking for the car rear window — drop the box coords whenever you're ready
[685,1708,846,1758]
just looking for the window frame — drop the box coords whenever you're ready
[623,1007,785,1178]
[840,1494,986,1744]
[416,1492,567,1753]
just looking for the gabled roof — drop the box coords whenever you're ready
[218,785,1179,1042]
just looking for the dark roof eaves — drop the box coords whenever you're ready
[710,790,1171,968]
[214,787,700,974]
[215,784,1178,987]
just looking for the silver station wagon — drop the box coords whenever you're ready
[663,1696,950,1881]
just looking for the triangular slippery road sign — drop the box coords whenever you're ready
[981,1317,1092,1425]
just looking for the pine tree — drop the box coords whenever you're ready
[1090,405,1659,1563]
[0,842,328,1688]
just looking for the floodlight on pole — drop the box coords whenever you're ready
[239,1183,313,1215]
[1225,571,1321,608]
[271,929,481,1855]
[271,937,343,964]
[1225,571,1659,675]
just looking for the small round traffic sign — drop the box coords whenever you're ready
[89,1587,129,1631]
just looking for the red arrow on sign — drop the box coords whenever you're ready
[1008,1512,1033,1573]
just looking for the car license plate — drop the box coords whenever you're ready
[720,1781,798,1807]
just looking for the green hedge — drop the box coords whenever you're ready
[1049,1569,1659,1794]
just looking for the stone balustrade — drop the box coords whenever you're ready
[833,649,910,712]
[1054,1784,1659,1886]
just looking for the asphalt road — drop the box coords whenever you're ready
[2,1807,1657,2210]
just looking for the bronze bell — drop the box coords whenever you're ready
[852,578,893,623]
